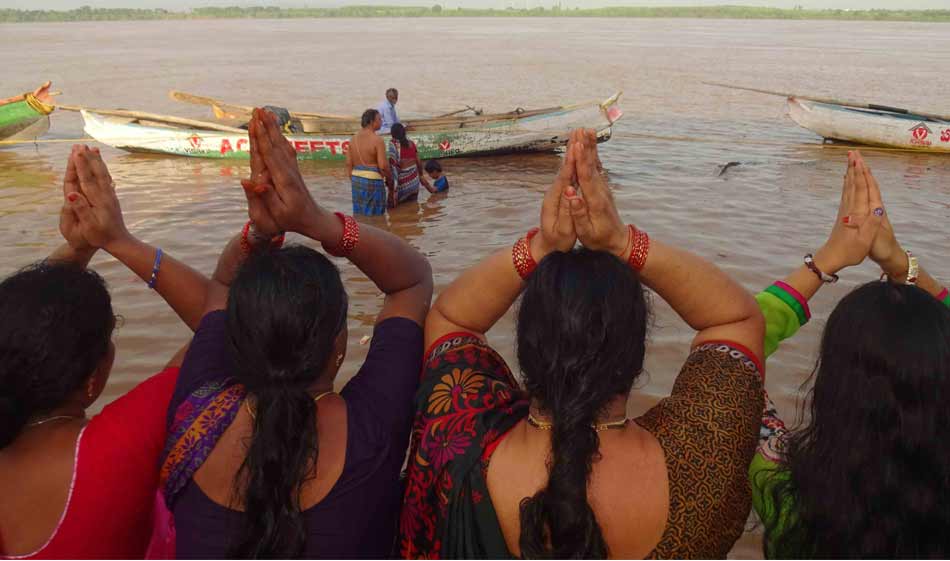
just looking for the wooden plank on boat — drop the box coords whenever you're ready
[169,90,353,120]
[57,104,246,133]
[704,81,950,123]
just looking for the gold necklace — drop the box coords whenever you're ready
[526,413,629,433]
[26,415,84,428]
[244,391,335,421]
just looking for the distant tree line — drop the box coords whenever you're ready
[2,5,949,23]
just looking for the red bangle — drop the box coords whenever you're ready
[513,228,540,280]
[324,212,360,257]
[240,220,285,256]
[627,225,650,271]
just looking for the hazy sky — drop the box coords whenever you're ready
[2,0,947,10]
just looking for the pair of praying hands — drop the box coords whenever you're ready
[534,129,631,262]
[814,150,906,278]
[240,108,336,243]
[59,145,131,252]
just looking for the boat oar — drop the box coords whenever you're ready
[434,105,482,118]
[169,90,353,120]
[703,81,950,123]
[55,104,247,133]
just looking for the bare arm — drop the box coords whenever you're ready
[251,108,433,326]
[425,139,577,348]
[567,129,764,361]
[344,137,354,177]
[640,240,764,357]
[376,136,392,184]
[48,244,97,268]
[66,146,210,331]
[417,155,433,190]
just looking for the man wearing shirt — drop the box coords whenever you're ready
[377,88,400,134]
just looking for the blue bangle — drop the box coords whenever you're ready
[147,248,163,289]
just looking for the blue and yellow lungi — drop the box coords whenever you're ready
[351,165,386,216]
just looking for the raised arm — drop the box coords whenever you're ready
[62,146,210,332]
[424,136,578,347]
[416,152,433,191]
[344,136,354,178]
[248,108,432,326]
[567,129,764,363]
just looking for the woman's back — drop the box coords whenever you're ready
[166,312,423,559]
[0,367,179,559]
[487,420,669,558]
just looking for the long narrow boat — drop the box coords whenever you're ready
[787,97,950,153]
[81,93,623,160]
[0,82,55,144]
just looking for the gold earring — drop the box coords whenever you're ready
[335,354,344,368]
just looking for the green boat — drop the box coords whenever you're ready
[0,82,55,144]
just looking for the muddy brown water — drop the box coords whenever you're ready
[2,17,949,557]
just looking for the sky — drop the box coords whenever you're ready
[1,0,948,10]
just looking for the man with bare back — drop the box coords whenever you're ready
[345,109,394,216]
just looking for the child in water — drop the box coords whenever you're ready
[424,160,449,194]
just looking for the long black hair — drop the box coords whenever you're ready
[226,245,348,558]
[391,123,410,149]
[762,281,950,558]
[515,248,650,558]
[0,261,113,448]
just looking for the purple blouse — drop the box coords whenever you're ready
[168,311,423,559]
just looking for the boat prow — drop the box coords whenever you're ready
[786,97,950,153]
[0,84,55,145]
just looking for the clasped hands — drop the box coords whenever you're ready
[238,108,341,244]
[532,129,631,263]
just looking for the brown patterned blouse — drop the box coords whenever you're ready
[398,333,764,559]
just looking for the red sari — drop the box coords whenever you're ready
[0,367,179,559]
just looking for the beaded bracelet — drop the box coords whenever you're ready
[324,212,360,258]
[627,225,650,271]
[804,254,839,284]
[512,228,540,280]
[147,248,163,290]
[240,220,286,256]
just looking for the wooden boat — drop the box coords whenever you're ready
[0,82,55,144]
[81,93,624,161]
[787,97,950,153]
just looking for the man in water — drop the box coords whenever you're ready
[345,109,393,216]
[376,88,400,134]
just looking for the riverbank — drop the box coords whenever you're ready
[2,5,949,23]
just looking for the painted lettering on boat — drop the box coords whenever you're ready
[218,138,350,155]
[941,129,950,143]
[909,123,933,147]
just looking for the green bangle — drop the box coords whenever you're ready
[765,284,808,327]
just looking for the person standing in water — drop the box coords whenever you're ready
[376,88,400,135]
[345,109,393,216]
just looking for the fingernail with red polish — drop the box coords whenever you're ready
[67,193,78,202]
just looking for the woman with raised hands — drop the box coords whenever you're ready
[751,151,950,558]
[399,129,765,559]
[0,145,211,558]
[159,108,432,559]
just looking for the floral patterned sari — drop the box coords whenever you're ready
[399,332,529,559]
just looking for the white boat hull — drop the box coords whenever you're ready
[786,97,950,153]
[82,93,623,160]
